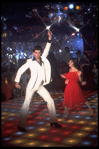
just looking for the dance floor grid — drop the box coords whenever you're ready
[1,90,98,147]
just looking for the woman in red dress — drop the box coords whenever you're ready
[60,58,94,120]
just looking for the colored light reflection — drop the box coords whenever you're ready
[90,134,98,138]
[15,132,25,135]
[37,122,44,125]
[54,137,61,141]
[3,137,12,141]
[85,117,91,120]
[40,135,48,139]
[75,115,80,118]
[27,126,34,130]
[82,141,91,145]
[51,129,58,133]
[81,126,94,131]
[68,119,74,123]
[79,120,86,124]
[63,138,80,145]
[1,92,98,147]
[72,132,88,137]
[64,131,70,135]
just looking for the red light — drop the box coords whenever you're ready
[27,115,32,118]
[27,120,34,123]
[51,130,58,133]
[72,33,75,36]
[64,6,68,11]
[41,135,47,139]
[72,126,78,129]
[64,131,70,135]
[54,137,61,141]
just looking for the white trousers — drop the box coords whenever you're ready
[18,85,58,127]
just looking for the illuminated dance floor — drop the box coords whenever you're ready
[1,90,98,147]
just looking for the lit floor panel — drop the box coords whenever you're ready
[1,90,98,147]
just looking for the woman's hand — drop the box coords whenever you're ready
[81,81,86,85]
[65,79,69,84]
[15,82,21,89]
[60,74,65,79]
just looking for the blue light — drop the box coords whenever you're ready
[60,98,63,101]
[15,54,19,60]
[77,33,80,36]
[4,137,12,141]
[82,141,91,145]
[57,114,60,116]
[69,4,74,9]
[75,115,80,118]
[87,97,91,100]
[85,117,91,120]
[90,134,98,138]
[11,109,16,112]
[27,126,34,130]
[46,118,49,120]
[8,118,14,120]
[38,122,44,125]
[28,111,32,114]
[91,95,94,98]
[4,109,8,111]
[15,132,24,135]
[91,105,96,108]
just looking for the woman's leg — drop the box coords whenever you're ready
[85,101,93,115]
[64,106,69,119]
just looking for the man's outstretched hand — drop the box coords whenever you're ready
[48,30,52,40]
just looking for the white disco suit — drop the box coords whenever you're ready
[14,42,58,127]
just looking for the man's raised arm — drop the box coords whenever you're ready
[42,30,52,58]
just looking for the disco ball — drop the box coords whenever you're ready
[48,4,67,24]
[49,13,67,24]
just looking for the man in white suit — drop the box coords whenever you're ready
[15,30,62,131]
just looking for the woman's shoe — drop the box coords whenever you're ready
[50,123,62,127]
[90,110,94,117]
[17,125,27,132]
[64,113,69,121]
[64,116,69,121]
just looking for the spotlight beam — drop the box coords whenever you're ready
[30,9,58,41]
[30,28,46,41]
[33,9,47,27]
[32,7,91,50]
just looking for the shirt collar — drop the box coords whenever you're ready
[32,57,43,66]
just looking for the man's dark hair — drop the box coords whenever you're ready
[33,45,42,53]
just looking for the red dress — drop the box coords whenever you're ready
[63,71,87,110]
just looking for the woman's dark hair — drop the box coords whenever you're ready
[32,45,42,53]
[68,58,81,70]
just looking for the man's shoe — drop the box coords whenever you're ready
[50,123,62,128]
[17,125,27,132]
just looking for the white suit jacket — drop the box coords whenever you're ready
[14,42,52,91]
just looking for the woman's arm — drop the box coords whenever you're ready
[78,71,86,85]
[60,74,66,79]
